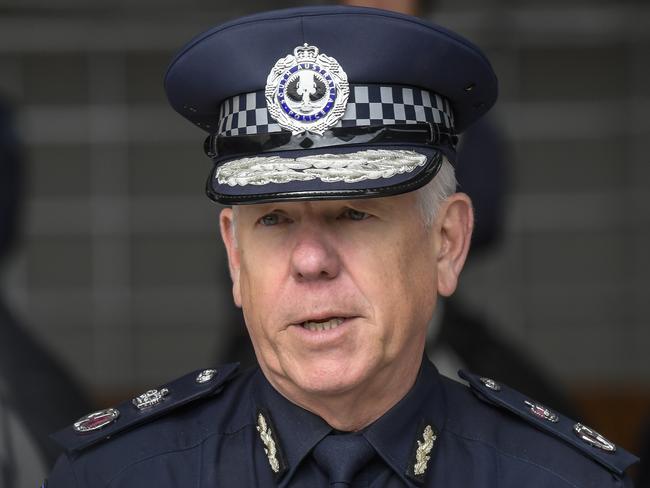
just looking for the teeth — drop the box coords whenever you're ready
[302,318,344,332]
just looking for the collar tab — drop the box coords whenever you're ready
[405,419,439,485]
[255,408,289,480]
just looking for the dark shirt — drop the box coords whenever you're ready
[46,358,635,487]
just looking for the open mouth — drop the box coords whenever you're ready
[299,317,345,332]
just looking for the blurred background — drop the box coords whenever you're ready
[0,0,648,483]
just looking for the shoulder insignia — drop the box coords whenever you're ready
[51,363,240,453]
[458,370,639,476]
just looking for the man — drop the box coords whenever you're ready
[45,6,638,487]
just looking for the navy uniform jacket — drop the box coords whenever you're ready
[46,359,637,487]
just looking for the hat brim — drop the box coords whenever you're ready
[206,144,444,205]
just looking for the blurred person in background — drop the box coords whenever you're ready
[0,95,93,486]
[425,116,577,416]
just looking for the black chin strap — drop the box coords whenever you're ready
[205,122,457,159]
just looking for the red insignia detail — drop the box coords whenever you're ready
[73,408,120,433]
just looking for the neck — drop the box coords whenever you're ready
[265,356,423,432]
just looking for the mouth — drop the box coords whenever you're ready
[299,317,345,332]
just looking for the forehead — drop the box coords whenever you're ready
[235,192,421,217]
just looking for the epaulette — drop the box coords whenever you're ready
[51,363,240,453]
[458,370,639,476]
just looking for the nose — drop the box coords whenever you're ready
[290,225,341,282]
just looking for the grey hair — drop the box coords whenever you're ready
[416,157,457,227]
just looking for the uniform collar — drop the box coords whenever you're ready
[252,370,332,485]
[253,356,447,486]
[364,357,446,485]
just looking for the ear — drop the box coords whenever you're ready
[219,208,242,308]
[435,193,474,297]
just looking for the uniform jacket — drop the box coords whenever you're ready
[46,358,637,487]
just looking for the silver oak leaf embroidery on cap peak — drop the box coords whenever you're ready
[257,413,280,473]
[215,149,427,187]
[413,425,436,476]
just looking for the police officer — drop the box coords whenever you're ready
[45,6,638,487]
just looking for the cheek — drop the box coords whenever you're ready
[238,260,288,372]
[362,226,434,294]
[363,229,436,336]
[402,232,438,313]
[237,245,299,337]
[238,253,282,332]
[346,239,410,323]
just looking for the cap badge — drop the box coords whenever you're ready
[73,407,120,433]
[132,388,169,411]
[265,43,349,135]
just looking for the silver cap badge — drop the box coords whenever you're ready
[132,388,169,411]
[265,43,349,135]
[73,408,120,433]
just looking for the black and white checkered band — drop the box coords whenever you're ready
[217,85,455,137]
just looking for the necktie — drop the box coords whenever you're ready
[312,433,375,487]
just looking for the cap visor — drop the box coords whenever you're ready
[207,144,444,204]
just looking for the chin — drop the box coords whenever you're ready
[287,354,374,396]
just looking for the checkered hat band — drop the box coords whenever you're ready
[217,85,455,137]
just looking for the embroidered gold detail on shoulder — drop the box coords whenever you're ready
[413,425,436,476]
[256,413,280,473]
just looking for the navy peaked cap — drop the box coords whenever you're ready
[165,6,498,204]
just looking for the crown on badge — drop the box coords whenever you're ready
[293,43,319,62]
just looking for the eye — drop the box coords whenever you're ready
[340,208,370,221]
[259,213,280,226]
[257,212,290,226]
